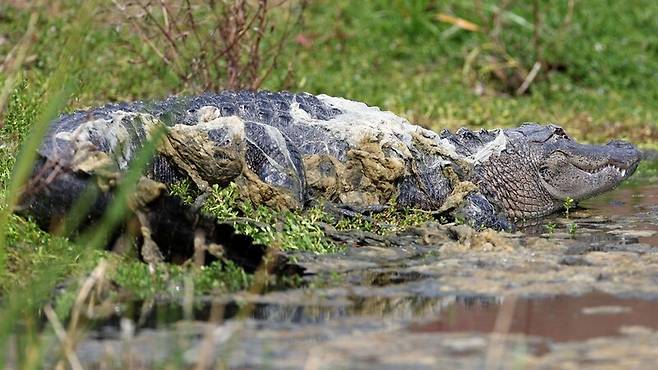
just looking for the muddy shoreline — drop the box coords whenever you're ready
[42,160,658,369]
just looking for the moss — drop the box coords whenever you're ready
[203,183,341,254]
[168,179,197,205]
[111,259,252,300]
[334,197,435,235]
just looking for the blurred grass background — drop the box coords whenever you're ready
[0,0,656,367]
[1,0,656,144]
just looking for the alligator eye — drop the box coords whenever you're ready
[552,127,570,140]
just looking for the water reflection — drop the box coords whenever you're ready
[92,291,658,344]
[410,292,658,342]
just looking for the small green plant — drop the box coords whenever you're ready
[201,183,435,253]
[563,196,575,217]
[168,179,196,205]
[202,183,242,219]
[567,223,578,236]
[374,203,434,232]
[544,222,557,235]
[335,214,375,232]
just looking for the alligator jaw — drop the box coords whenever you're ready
[539,139,641,202]
[540,162,634,201]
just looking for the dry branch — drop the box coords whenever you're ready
[111,0,307,92]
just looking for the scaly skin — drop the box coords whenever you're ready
[19,92,641,236]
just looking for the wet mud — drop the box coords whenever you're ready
[55,160,658,369]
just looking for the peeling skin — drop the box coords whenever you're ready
[129,177,167,209]
[411,131,465,167]
[313,94,419,159]
[306,95,469,210]
[245,122,300,184]
[53,111,159,171]
[158,116,245,190]
[236,169,302,209]
[303,140,406,207]
[344,139,406,205]
[302,154,345,201]
[438,181,479,213]
[289,101,313,121]
[288,96,448,208]
[465,130,507,164]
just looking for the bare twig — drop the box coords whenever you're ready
[69,260,109,337]
[43,305,84,370]
[112,0,306,91]
[184,0,211,86]
[135,1,185,64]
[253,0,309,89]
[515,61,541,95]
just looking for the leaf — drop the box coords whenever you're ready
[437,13,480,32]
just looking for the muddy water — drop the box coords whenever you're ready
[409,292,658,343]
[580,183,658,245]
[72,160,658,369]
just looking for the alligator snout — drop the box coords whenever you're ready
[605,139,641,173]
[606,139,639,154]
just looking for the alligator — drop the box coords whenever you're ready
[16,91,641,265]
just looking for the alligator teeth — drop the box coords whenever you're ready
[595,165,626,176]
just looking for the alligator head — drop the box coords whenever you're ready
[446,123,641,220]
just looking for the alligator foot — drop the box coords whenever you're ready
[454,194,514,232]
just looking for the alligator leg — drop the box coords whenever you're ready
[139,193,302,274]
[453,193,514,231]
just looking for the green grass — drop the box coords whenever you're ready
[3,1,656,146]
[291,0,657,145]
[0,0,657,367]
